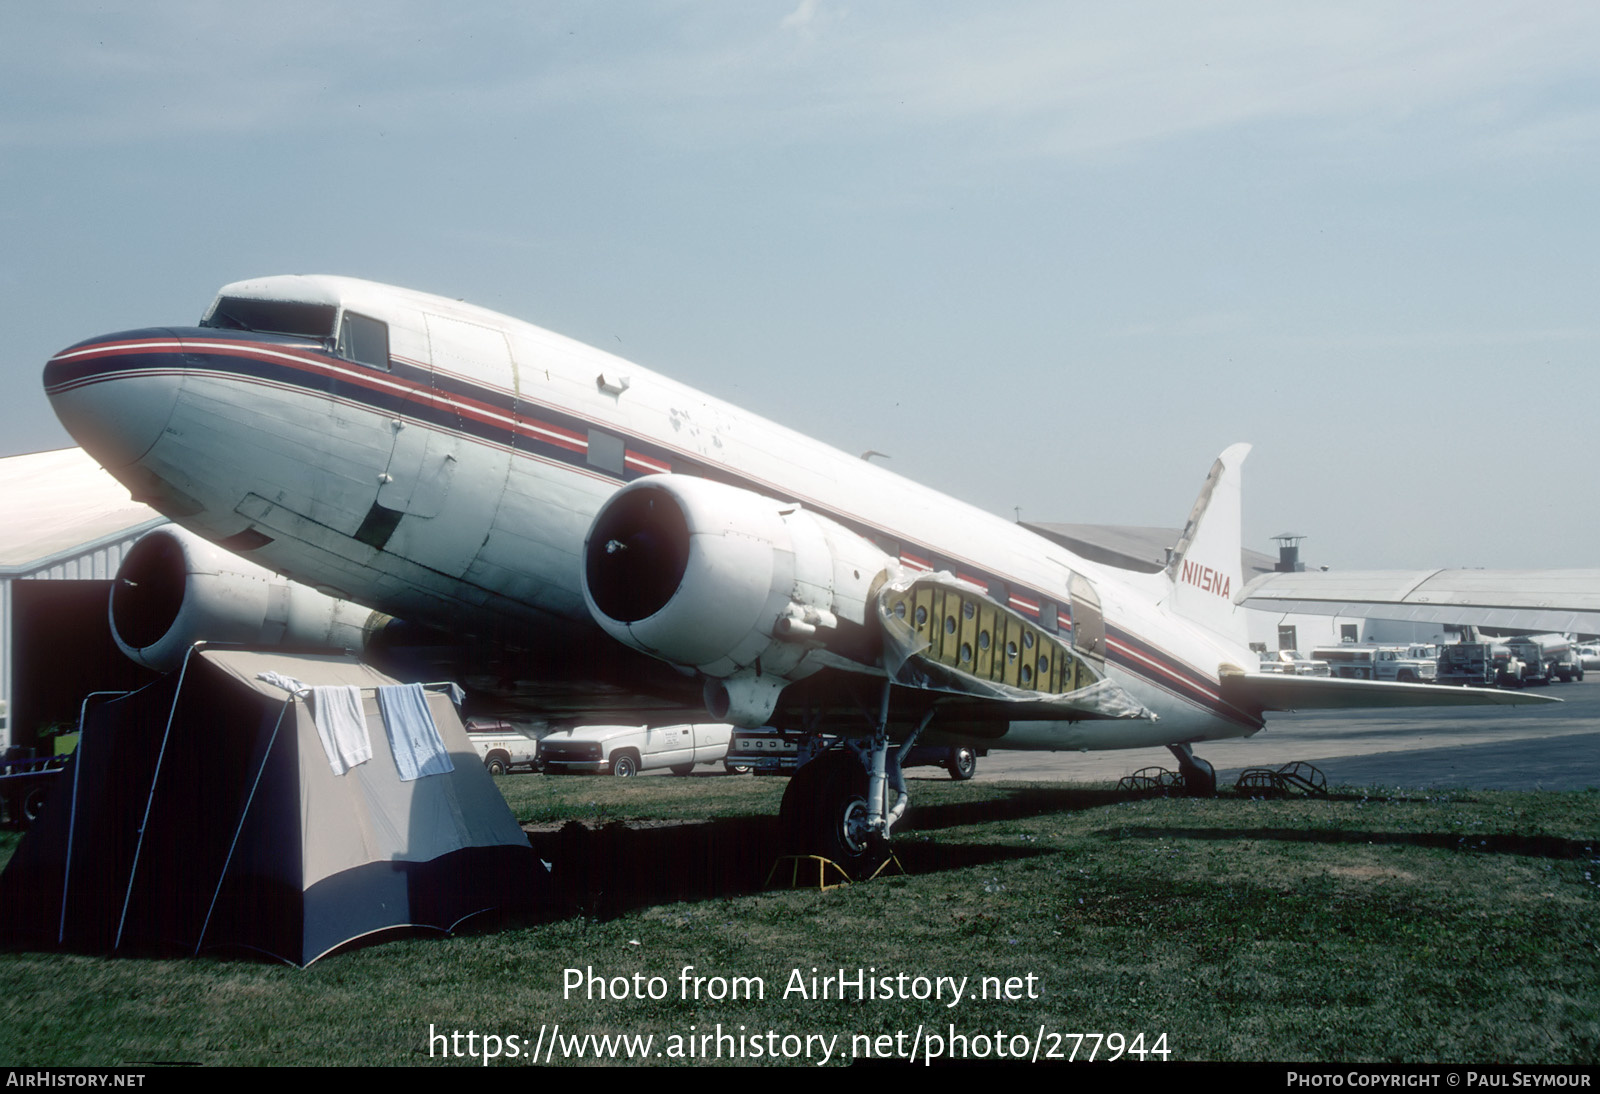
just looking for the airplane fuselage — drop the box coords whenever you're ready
[45,276,1264,751]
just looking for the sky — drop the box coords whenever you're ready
[3,2,1598,570]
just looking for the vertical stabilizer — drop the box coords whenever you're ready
[1165,443,1251,645]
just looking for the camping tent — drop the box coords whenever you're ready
[0,648,545,966]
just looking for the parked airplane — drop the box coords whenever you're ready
[43,276,1556,876]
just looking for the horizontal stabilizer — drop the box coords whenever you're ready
[1219,671,1562,715]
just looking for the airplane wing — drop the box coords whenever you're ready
[1238,569,1600,634]
[1219,670,1561,715]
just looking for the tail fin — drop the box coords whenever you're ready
[1165,443,1251,646]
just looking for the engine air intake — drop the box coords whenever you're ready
[584,485,690,623]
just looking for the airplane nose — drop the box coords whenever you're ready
[43,327,187,469]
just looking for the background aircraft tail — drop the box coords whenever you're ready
[1165,443,1251,647]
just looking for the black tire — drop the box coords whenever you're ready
[611,751,639,777]
[781,751,889,879]
[779,756,826,843]
[946,747,978,781]
[670,763,695,776]
[486,754,509,776]
[724,762,752,775]
[1176,754,1218,798]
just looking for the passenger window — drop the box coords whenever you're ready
[337,312,390,369]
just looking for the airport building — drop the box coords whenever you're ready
[1026,522,1451,655]
[0,448,166,749]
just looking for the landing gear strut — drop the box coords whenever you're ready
[779,750,887,877]
[777,683,933,879]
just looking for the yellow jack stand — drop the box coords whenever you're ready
[765,852,903,891]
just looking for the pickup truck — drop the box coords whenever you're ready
[467,719,544,775]
[537,723,740,776]
[1257,650,1330,676]
[1309,646,1437,683]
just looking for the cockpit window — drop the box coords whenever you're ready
[201,296,338,339]
[336,311,390,370]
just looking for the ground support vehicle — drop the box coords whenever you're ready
[1258,650,1330,676]
[537,723,736,776]
[467,719,544,775]
[1501,634,1583,686]
[1437,642,1505,687]
[727,728,981,781]
[1310,646,1437,683]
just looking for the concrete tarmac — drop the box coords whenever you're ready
[968,678,1600,791]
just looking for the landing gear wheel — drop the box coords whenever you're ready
[1181,757,1217,797]
[781,751,890,879]
[779,754,827,844]
[1167,744,1217,798]
[947,747,978,781]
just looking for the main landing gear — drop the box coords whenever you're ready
[779,749,887,878]
[777,683,935,881]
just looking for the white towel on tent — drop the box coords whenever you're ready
[377,683,454,781]
[311,685,371,775]
[256,671,310,696]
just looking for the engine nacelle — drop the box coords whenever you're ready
[582,475,892,725]
[111,526,392,671]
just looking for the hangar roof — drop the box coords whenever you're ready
[0,448,165,574]
[1024,522,1278,577]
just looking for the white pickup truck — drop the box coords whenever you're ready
[537,723,741,777]
[1310,645,1437,683]
[1258,650,1330,676]
[467,719,543,775]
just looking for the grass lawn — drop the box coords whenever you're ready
[2,775,1596,1066]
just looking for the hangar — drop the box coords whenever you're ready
[0,448,166,752]
[1025,522,1445,655]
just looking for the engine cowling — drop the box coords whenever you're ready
[111,526,392,671]
[581,475,892,725]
